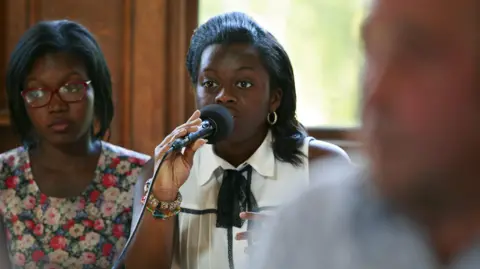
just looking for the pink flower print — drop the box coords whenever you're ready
[5,176,19,189]
[102,174,117,188]
[89,190,101,203]
[103,187,120,201]
[102,243,113,257]
[42,263,62,269]
[82,219,94,228]
[84,232,100,248]
[48,249,69,264]
[77,197,86,210]
[3,189,17,202]
[0,200,5,215]
[44,207,60,225]
[62,219,75,231]
[112,224,125,238]
[49,235,67,250]
[10,214,18,223]
[32,250,45,262]
[116,160,130,174]
[39,194,48,205]
[100,201,117,218]
[68,224,85,238]
[94,219,105,231]
[5,153,18,166]
[33,224,44,236]
[13,252,26,266]
[23,195,36,210]
[81,252,96,264]
[109,157,120,169]
[24,220,35,230]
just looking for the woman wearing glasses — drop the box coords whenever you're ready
[0,20,149,268]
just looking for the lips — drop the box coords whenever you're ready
[48,119,71,132]
[221,106,238,118]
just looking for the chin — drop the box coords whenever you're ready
[45,133,84,146]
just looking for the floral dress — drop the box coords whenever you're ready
[0,142,149,269]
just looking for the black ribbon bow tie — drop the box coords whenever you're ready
[216,165,255,228]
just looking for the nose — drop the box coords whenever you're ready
[48,92,68,113]
[215,87,237,104]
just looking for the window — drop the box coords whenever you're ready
[199,0,367,130]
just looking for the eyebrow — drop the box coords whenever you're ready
[26,71,85,83]
[202,66,256,73]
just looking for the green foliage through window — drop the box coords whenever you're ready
[199,0,367,127]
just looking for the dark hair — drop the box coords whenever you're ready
[5,20,113,146]
[186,12,307,166]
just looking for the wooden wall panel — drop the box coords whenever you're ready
[130,0,168,155]
[0,0,199,155]
[129,0,198,155]
[36,0,127,146]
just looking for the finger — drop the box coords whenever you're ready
[239,212,271,221]
[183,117,202,128]
[187,110,201,122]
[155,125,202,159]
[235,231,249,241]
[183,139,207,166]
[165,125,199,145]
[162,120,202,144]
[157,118,203,149]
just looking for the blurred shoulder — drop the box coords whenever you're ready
[249,167,365,269]
[308,139,350,163]
[101,141,151,169]
[0,147,27,173]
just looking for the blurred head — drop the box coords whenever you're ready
[362,0,479,205]
[186,12,307,165]
[6,20,113,148]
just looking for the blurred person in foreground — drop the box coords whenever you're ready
[249,0,480,268]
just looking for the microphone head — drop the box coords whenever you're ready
[200,104,234,144]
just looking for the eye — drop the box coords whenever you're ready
[23,89,48,104]
[60,83,84,93]
[235,81,253,89]
[26,89,46,99]
[201,80,219,89]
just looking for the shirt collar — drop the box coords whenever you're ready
[197,131,275,186]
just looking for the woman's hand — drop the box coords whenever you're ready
[152,110,207,200]
[235,211,272,253]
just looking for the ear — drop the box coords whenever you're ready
[269,87,283,112]
[93,116,101,135]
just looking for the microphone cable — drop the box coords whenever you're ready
[111,147,174,269]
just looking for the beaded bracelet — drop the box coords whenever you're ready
[141,190,182,220]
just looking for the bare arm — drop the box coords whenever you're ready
[124,159,177,269]
[0,220,11,269]
[124,110,205,268]
[308,139,352,183]
[308,139,351,163]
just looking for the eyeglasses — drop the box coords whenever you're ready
[21,80,91,108]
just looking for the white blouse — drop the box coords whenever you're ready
[172,132,313,269]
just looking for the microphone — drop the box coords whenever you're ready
[170,104,234,151]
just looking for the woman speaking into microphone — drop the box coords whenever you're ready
[124,12,350,269]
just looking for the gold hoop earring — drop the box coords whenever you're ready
[267,111,278,125]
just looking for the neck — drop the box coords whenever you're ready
[399,192,480,265]
[32,136,100,166]
[422,209,480,265]
[214,128,269,167]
